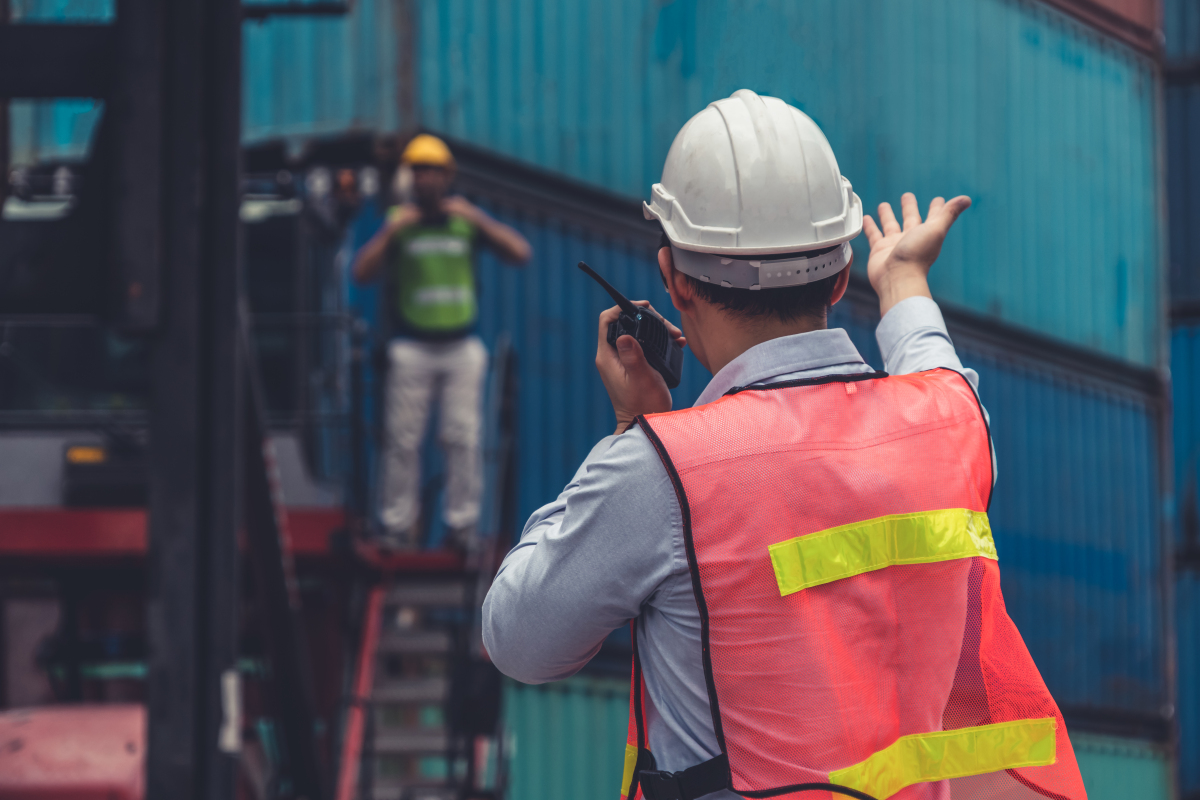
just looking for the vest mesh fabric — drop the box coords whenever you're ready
[391,214,477,334]
[625,370,1085,800]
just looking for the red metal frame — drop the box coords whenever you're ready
[0,509,468,570]
[0,507,345,557]
[335,583,386,800]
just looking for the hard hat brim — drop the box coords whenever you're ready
[645,197,863,257]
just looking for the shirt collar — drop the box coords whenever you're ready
[693,328,869,406]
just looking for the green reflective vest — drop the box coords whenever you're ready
[390,214,478,334]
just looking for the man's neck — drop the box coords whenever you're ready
[698,312,827,376]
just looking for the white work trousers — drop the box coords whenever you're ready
[380,336,488,534]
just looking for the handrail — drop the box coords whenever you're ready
[336,583,386,800]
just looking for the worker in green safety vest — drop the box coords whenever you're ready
[353,134,531,551]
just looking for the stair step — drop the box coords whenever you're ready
[377,630,452,655]
[386,582,467,607]
[373,677,449,703]
[372,729,449,755]
[370,784,456,800]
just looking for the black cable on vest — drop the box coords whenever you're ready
[739,783,880,800]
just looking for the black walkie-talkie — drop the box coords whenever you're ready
[578,261,684,389]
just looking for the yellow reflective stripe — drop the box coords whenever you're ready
[768,509,996,597]
[620,743,638,799]
[829,717,1057,799]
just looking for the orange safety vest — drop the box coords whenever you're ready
[619,369,1086,800]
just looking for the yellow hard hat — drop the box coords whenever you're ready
[401,134,455,168]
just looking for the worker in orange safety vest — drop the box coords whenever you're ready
[482,90,1088,800]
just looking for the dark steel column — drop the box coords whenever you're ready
[144,0,242,796]
[200,0,244,797]
[0,0,9,210]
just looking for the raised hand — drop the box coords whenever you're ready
[386,203,421,231]
[863,192,971,316]
[440,195,484,225]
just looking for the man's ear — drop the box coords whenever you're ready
[659,247,694,314]
[829,255,853,307]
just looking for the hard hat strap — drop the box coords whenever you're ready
[669,242,851,291]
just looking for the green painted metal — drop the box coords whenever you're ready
[418,0,1164,366]
[503,677,628,800]
[1073,732,1175,800]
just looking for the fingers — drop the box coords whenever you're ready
[863,215,881,246]
[944,195,972,220]
[900,192,922,231]
[877,202,901,236]
[927,197,945,219]
[597,305,622,358]
[929,195,972,233]
[615,335,661,385]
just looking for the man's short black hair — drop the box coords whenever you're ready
[659,232,841,324]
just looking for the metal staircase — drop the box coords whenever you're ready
[369,577,467,800]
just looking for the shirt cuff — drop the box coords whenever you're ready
[876,296,949,366]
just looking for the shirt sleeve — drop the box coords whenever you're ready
[875,296,978,389]
[875,295,996,485]
[483,427,686,684]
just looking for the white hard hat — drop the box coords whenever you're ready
[644,89,862,289]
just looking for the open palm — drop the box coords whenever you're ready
[864,192,971,293]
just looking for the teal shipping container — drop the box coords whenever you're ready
[413,0,1165,366]
[6,0,1167,366]
[502,678,1176,800]
[242,0,401,143]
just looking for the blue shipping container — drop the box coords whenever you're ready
[1167,84,1200,303]
[7,0,1167,366]
[1173,325,1200,795]
[416,0,1165,366]
[1165,0,1200,59]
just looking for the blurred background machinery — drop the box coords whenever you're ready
[1,0,1199,799]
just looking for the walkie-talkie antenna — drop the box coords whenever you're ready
[578,261,639,317]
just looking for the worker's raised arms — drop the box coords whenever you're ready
[351,203,421,283]
[441,195,532,265]
[863,192,971,317]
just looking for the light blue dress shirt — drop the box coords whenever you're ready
[483,297,988,799]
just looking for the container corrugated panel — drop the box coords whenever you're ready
[1178,571,1200,795]
[345,191,1166,717]
[241,0,400,144]
[1167,84,1200,302]
[1071,733,1174,799]
[1176,326,1200,536]
[1164,0,1200,58]
[967,349,1164,714]
[503,676,628,800]
[417,0,1163,366]
[1173,325,1200,796]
